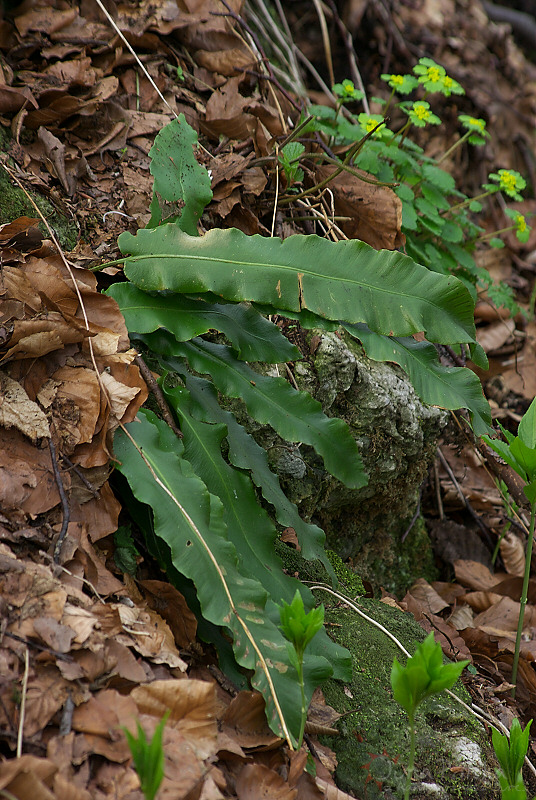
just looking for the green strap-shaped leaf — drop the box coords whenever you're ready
[163,382,303,604]
[144,336,367,489]
[114,409,332,746]
[345,323,492,435]
[167,368,335,578]
[118,224,477,345]
[147,115,212,234]
[107,283,299,363]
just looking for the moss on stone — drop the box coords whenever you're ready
[318,598,498,799]
[0,145,78,251]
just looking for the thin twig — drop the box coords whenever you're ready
[16,647,29,758]
[49,439,71,563]
[401,486,422,543]
[5,632,73,663]
[436,447,494,548]
[312,0,334,89]
[134,354,183,439]
[325,0,370,114]
[61,454,100,499]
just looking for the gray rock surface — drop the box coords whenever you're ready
[244,327,449,593]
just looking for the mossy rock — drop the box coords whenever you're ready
[319,597,499,799]
[0,136,78,250]
[227,326,447,594]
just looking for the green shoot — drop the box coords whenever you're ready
[391,633,468,800]
[278,142,305,188]
[278,590,325,748]
[123,712,169,800]
[483,397,536,697]
[492,718,532,799]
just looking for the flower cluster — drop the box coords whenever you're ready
[413,58,464,97]
[357,112,389,139]
[402,101,441,128]
[458,114,489,146]
[333,79,363,103]
[380,73,419,94]
[488,169,526,201]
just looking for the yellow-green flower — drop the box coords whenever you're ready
[489,169,526,200]
[333,79,363,102]
[380,73,419,94]
[413,57,464,96]
[458,114,489,145]
[505,207,531,242]
[357,112,388,138]
[403,100,441,128]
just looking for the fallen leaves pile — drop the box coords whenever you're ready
[1,0,536,796]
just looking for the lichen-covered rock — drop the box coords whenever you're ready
[237,327,448,593]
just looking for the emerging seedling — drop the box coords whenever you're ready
[391,632,468,800]
[483,396,536,696]
[279,590,325,748]
[492,718,532,800]
[124,712,169,800]
[278,142,305,189]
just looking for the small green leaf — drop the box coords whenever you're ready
[518,397,536,449]
[147,115,212,234]
[391,633,468,719]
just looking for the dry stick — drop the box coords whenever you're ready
[61,454,100,499]
[312,0,335,90]
[214,0,303,115]
[436,447,494,549]
[325,0,370,115]
[49,439,71,562]
[117,421,295,750]
[248,0,305,95]
[16,647,29,758]
[5,632,73,663]
[134,354,183,439]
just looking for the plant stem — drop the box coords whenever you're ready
[511,502,536,697]
[296,658,307,749]
[436,130,471,165]
[444,188,496,215]
[405,713,416,800]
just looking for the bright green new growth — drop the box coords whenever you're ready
[123,713,169,800]
[391,633,469,800]
[279,590,324,748]
[492,718,532,800]
[483,397,536,695]
[278,141,305,187]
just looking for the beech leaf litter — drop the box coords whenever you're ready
[0,0,536,796]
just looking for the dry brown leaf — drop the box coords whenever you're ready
[463,591,504,612]
[499,531,525,576]
[221,691,281,749]
[473,595,536,632]
[313,164,404,250]
[453,559,503,591]
[140,579,198,648]
[132,680,218,759]
[476,318,516,353]
[408,578,449,613]
[0,371,50,442]
[236,763,297,800]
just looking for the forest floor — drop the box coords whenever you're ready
[1,0,536,797]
